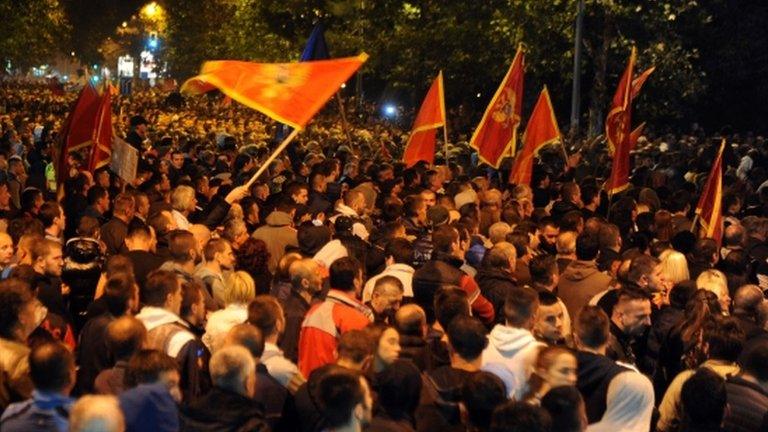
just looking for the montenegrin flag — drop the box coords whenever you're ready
[88,86,113,172]
[605,47,654,195]
[470,45,524,168]
[181,54,368,130]
[55,84,104,183]
[403,71,446,167]
[695,139,725,245]
[509,87,560,186]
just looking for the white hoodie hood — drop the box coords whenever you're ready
[482,324,544,401]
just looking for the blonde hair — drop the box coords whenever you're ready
[696,269,728,299]
[222,271,256,305]
[659,249,690,284]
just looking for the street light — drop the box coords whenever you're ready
[142,2,159,18]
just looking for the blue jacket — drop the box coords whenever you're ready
[119,383,180,432]
[0,390,74,432]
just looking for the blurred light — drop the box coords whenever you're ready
[148,39,158,49]
[91,76,100,83]
[476,93,481,98]
[122,21,128,27]
[70,51,75,56]
[93,64,98,69]
[340,83,346,89]
[383,104,397,117]
[142,2,159,18]
[62,75,69,81]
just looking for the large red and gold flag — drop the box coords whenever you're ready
[181,54,368,130]
[88,88,113,172]
[470,46,524,168]
[606,47,655,195]
[695,139,725,245]
[509,87,560,185]
[56,84,103,183]
[403,71,446,167]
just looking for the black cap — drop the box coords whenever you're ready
[130,115,149,127]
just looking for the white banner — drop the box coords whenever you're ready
[110,136,138,183]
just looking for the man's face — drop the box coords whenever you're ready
[43,247,64,276]
[617,299,652,337]
[535,302,565,343]
[172,153,185,170]
[420,191,436,208]
[293,188,309,205]
[159,369,182,403]
[371,286,403,316]
[217,244,236,270]
[136,124,148,138]
[33,193,44,213]
[0,234,13,265]
[646,264,668,294]
[540,225,559,247]
[167,285,183,316]
[137,196,150,218]
[56,207,66,231]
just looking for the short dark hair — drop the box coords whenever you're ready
[432,225,459,254]
[503,286,539,327]
[530,255,557,286]
[463,372,508,430]
[490,401,552,432]
[329,256,361,292]
[337,329,374,364]
[30,342,74,392]
[125,349,178,388]
[575,305,610,349]
[540,386,585,432]
[435,287,470,330]
[180,281,203,318]
[168,229,196,263]
[317,369,365,428]
[537,290,560,307]
[681,367,727,428]
[627,254,660,285]
[385,238,413,265]
[37,201,61,228]
[376,360,422,421]
[740,340,768,381]
[87,185,108,205]
[143,270,180,307]
[446,315,488,361]
[103,272,137,317]
[575,233,599,261]
[703,317,744,362]
[247,295,282,337]
[20,188,42,212]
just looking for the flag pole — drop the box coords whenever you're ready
[443,122,449,165]
[245,128,301,189]
[335,92,354,150]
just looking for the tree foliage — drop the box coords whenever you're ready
[0,0,70,70]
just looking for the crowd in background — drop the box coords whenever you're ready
[0,80,768,432]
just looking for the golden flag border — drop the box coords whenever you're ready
[405,71,446,148]
[605,47,636,156]
[510,87,561,185]
[470,46,524,168]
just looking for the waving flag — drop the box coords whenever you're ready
[695,139,725,245]
[88,88,113,171]
[403,72,446,167]
[605,48,653,195]
[181,54,368,130]
[55,84,103,183]
[301,23,330,61]
[470,46,524,168]
[509,87,561,185]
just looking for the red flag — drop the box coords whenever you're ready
[56,84,102,184]
[403,71,446,167]
[470,46,524,168]
[695,139,725,245]
[509,87,561,185]
[181,54,368,130]
[88,90,113,172]
[606,48,653,195]
[629,122,646,149]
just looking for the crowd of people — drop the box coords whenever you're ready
[0,79,768,432]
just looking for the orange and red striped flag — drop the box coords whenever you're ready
[606,48,653,195]
[509,87,560,185]
[470,46,524,168]
[695,139,725,245]
[403,71,446,167]
[181,54,368,130]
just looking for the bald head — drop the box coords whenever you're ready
[289,258,323,294]
[734,284,764,314]
[724,224,745,248]
[106,316,147,361]
[69,395,125,432]
[483,241,517,271]
[0,231,13,266]
[344,189,366,213]
[395,304,427,338]
[557,231,577,256]
[188,224,211,255]
[224,323,265,360]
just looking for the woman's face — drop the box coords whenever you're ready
[377,328,401,366]
[541,353,578,388]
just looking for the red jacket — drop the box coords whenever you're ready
[298,290,373,377]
